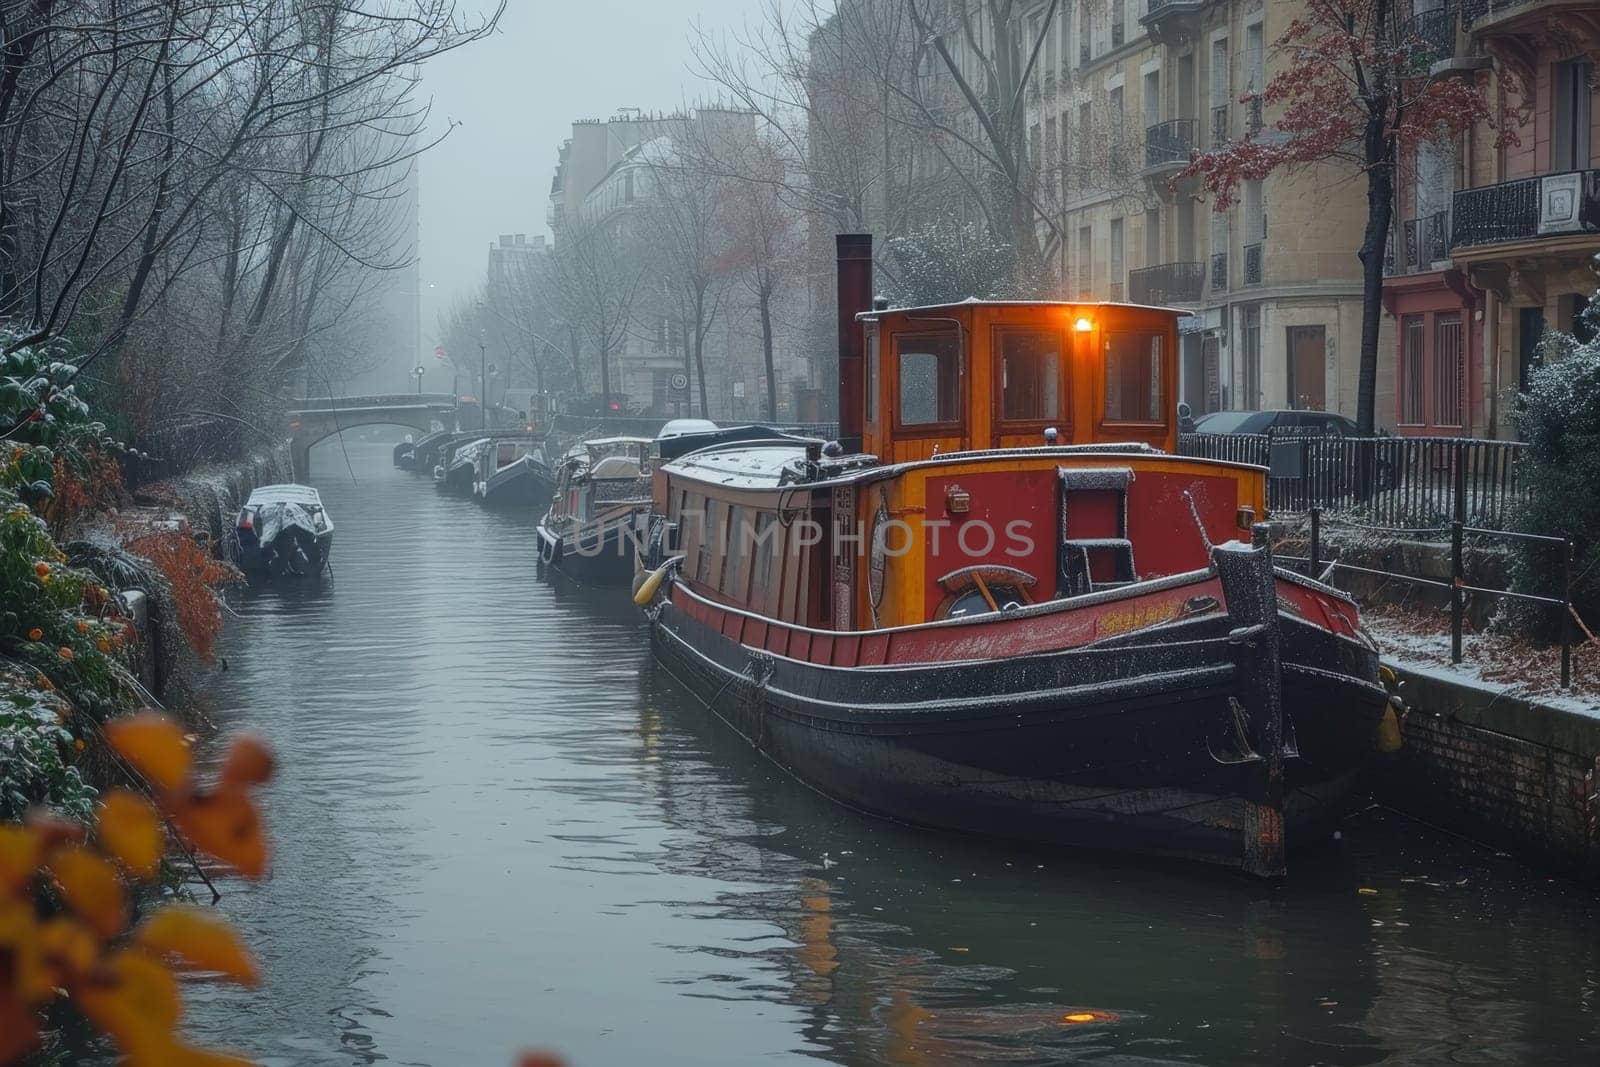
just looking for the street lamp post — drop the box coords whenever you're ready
[478,329,487,431]
[413,364,426,395]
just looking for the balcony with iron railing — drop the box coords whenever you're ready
[1401,4,1460,57]
[1143,119,1197,172]
[1450,169,1600,250]
[1461,0,1593,31]
[1128,261,1205,304]
[1141,0,1215,41]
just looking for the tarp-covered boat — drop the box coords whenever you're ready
[236,484,333,578]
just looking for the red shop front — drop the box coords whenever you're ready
[1382,269,1482,436]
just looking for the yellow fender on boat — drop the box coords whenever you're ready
[1376,702,1403,753]
[633,562,672,606]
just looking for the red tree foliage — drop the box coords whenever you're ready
[1183,0,1491,210]
[124,528,239,663]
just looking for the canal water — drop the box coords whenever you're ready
[179,440,1599,1066]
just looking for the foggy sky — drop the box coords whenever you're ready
[417,0,759,353]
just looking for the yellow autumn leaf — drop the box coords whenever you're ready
[218,735,275,788]
[136,905,260,986]
[105,712,191,793]
[0,899,49,1004]
[98,789,165,879]
[37,914,98,986]
[77,949,182,1059]
[171,788,268,879]
[0,825,40,895]
[47,844,127,940]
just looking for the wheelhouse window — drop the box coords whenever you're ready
[1103,332,1164,423]
[996,327,1063,425]
[895,331,961,429]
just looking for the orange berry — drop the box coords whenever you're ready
[73,739,85,752]
[34,561,50,577]
[75,620,90,634]
[27,628,42,641]
[96,639,110,653]
[57,647,73,661]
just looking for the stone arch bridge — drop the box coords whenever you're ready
[286,394,461,479]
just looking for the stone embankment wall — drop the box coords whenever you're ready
[122,443,290,697]
[1382,662,1599,879]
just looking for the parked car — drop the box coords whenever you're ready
[1190,409,1396,490]
[1193,409,1383,438]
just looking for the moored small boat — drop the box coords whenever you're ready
[236,484,334,578]
[434,438,488,494]
[474,434,556,509]
[535,437,653,585]
[632,235,1391,877]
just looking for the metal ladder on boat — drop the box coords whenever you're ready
[1058,467,1137,596]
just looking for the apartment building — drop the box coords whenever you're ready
[547,108,796,418]
[1384,0,1599,440]
[1016,0,1379,419]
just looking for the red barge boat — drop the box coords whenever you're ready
[632,235,1391,876]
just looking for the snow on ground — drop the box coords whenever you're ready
[1363,603,1600,711]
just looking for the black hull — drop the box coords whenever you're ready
[480,463,556,509]
[239,529,333,579]
[435,462,475,494]
[535,518,639,586]
[648,597,1384,873]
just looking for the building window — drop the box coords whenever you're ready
[1210,37,1230,146]
[1077,225,1092,298]
[1553,59,1594,172]
[1432,313,1464,427]
[1111,0,1125,47]
[1109,217,1125,300]
[1400,315,1426,425]
[896,331,961,428]
[1103,333,1164,422]
[996,327,1064,424]
[1241,304,1261,409]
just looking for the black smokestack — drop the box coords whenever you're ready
[835,233,872,453]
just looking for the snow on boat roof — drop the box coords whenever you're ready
[663,442,810,488]
[245,484,323,507]
[857,298,1193,319]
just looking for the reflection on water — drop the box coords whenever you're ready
[174,441,1598,1066]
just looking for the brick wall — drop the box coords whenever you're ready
[1383,664,1599,878]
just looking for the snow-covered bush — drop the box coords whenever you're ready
[1509,293,1600,634]
[883,221,1038,306]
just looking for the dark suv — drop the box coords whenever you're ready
[1193,409,1372,437]
[1191,409,1395,489]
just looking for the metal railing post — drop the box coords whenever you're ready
[1451,444,1467,665]
[1562,537,1573,689]
[1309,506,1321,579]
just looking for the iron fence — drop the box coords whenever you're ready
[1179,432,1528,527]
[1282,509,1576,689]
[122,416,249,488]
